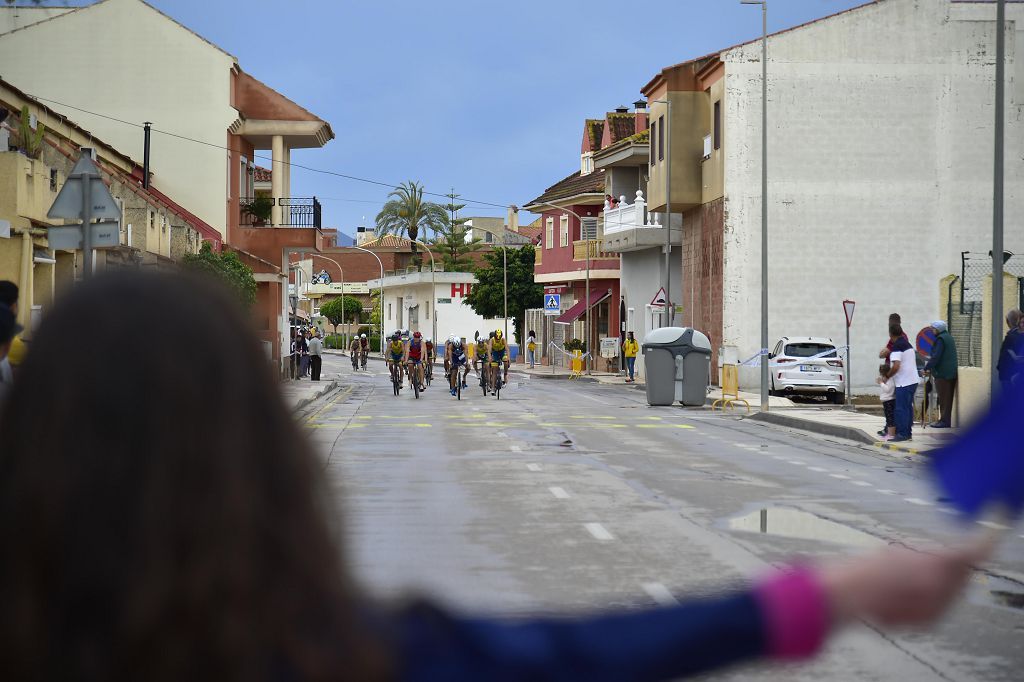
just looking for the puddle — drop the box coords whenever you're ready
[728,507,886,548]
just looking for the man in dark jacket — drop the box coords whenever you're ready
[923,320,958,428]
[997,309,1023,394]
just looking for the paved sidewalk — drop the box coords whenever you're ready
[281,377,337,411]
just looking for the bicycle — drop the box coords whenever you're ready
[425,357,433,386]
[488,360,504,400]
[350,349,359,371]
[406,360,422,399]
[449,361,463,400]
[360,348,368,370]
[389,361,402,396]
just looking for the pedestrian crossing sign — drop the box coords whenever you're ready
[544,294,561,315]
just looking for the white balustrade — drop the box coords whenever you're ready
[602,190,659,235]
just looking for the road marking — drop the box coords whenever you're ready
[641,582,678,606]
[904,497,932,506]
[584,523,614,541]
[549,486,571,499]
[787,460,805,465]
[526,463,542,472]
[829,473,850,480]
[772,455,786,460]
[510,445,522,452]
[807,466,827,473]
[673,424,696,429]
[849,480,872,487]
[877,489,897,495]
[496,431,508,438]
[977,520,1011,530]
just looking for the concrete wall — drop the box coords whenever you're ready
[721,0,1024,391]
[0,0,238,236]
[379,276,511,344]
[647,91,709,212]
[619,246,682,378]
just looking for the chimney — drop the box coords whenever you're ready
[633,100,648,113]
[615,104,629,114]
[506,206,519,233]
[356,223,369,245]
[633,100,649,135]
[142,122,152,189]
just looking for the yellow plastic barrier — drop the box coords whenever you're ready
[712,363,750,413]
[570,350,584,379]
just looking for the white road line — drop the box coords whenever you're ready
[829,474,850,480]
[497,431,508,438]
[772,455,787,461]
[787,460,806,465]
[641,582,679,606]
[877,489,897,495]
[977,520,1011,530]
[584,523,614,541]
[904,497,933,506]
[549,486,571,499]
[807,466,828,473]
[526,463,542,472]
[849,480,873,487]
[510,445,522,452]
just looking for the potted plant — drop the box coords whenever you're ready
[241,196,273,226]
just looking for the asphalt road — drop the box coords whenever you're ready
[298,354,1024,681]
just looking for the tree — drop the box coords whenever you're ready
[181,243,256,308]
[374,181,447,252]
[464,246,542,344]
[319,295,361,338]
[432,191,483,272]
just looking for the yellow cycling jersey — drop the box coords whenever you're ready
[475,342,488,358]
[491,338,506,352]
[388,340,404,355]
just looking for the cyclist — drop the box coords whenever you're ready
[447,336,469,396]
[359,333,369,369]
[472,335,488,382]
[386,332,405,389]
[424,337,435,382]
[487,329,509,394]
[405,331,427,391]
[348,334,361,370]
[443,335,453,379]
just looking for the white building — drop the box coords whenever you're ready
[369,270,510,346]
[642,0,1024,391]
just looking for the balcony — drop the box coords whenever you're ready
[240,196,321,228]
[534,248,541,266]
[600,190,680,253]
[573,239,615,261]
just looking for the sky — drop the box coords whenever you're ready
[25,0,869,231]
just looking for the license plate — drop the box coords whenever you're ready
[800,364,822,372]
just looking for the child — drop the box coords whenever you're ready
[876,363,896,440]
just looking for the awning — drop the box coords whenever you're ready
[554,289,612,324]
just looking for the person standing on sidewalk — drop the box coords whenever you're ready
[526,330,537,369]
[308,331,324,381]
[885,323,918,442]
[997,309,1023,394]
[623,331,639,383]
[922,320,957,428]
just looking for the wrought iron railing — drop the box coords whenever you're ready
[239,196,322,228]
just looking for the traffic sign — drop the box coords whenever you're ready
[843,299,856,327]
[47,221,121,251]
[916,326,938,358]
[47,152,120,221]
[544,293,561,315]
[651,287,667,307]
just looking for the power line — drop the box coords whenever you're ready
[26,93,513,211]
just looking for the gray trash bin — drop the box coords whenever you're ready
[641,327,712,406]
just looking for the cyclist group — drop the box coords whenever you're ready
[348,333,370,370]
[381,328,510,398]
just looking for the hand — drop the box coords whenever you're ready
[819,538,993,628]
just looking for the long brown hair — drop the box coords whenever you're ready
[0,272,388,681]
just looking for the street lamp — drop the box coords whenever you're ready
[306,253,347,346]
[650,97,672,326]
[410,238,437,346]
[515,201,592,375]
[742,0,770,412]
[337,244,385,355]
[990,0,1007,394]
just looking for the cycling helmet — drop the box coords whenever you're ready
[489,331,495,338]
[392,331,401,340]
[453,338,463,348]
[413,331,422,339]
[361,333,367,339]
[495,329,503,339]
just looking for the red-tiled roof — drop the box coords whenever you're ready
[604,113,637,146]
[582,119,604,153]
[359,234,414,249]
[253,166,272,183]
[523,169,606,209]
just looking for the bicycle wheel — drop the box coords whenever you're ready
[392,366,400,396]
[412,368,420,399]
[482,368,489,396]
[496,375,501,400]
[456,373,461,400]
[426,362,432,386]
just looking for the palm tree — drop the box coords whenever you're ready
[374,181,447,252]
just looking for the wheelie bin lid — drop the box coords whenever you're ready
[642,327,712,352]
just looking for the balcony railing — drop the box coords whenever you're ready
[240,196,322,228]
[602,190,660,235]
[573,239,616,261]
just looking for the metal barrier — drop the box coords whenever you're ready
[711,363,750,412]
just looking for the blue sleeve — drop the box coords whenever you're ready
[395,593,766,682]
[924,337,943,371]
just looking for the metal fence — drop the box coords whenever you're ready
[949,252,1024,367]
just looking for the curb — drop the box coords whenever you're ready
[872,440,924,456]
[292,379,338,411]
[745,411,877,446]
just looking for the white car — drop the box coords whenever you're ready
[768,336,846,404]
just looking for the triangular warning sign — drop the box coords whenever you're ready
[47,152,121,221]
[651,287,667,306]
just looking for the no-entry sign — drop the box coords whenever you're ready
[916,326,937,358]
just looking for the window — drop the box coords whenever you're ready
[713,101,721,150]
[658,116,664,161]
[649,119,656,166]
[559,215,569,247]
[545,217,553,249]
[387,303,392,320]
[49,168,57,192]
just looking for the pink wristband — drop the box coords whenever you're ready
[754,566,831,659]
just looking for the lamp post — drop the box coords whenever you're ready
[517,201,591,374]
[337,245,385,355]
[467,222,510,343]
[991,0,1006,394]
[651,97,672,327]
[410,238,437,346]
[742,0,769,412]
[307,253,347,347]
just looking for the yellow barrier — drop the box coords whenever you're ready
[570,350,584,379]
[711,363,750,413]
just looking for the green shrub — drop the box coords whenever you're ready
[564,338,586,353]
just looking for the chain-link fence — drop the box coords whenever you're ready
[949,252,1024,367]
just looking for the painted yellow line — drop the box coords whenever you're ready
[674,424,696,429]
[304,385,352,424]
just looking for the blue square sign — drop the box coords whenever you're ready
[544,293,561,315]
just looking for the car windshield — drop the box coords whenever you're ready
[784,343,836,358]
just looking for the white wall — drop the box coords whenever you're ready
[0,0,238,236]
[382,279,511,346]
[619,245,682,378]
[721,0,1024,391]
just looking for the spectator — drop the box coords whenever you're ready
[878,312,908,370]
[0,281,24,380]
[526,330,537,369]
[0,306,22,403]
[308,331,324,381]
[997,309,1023,394]
[876,363,896,441]
[885,323,919,443]
[0,271,987,681]
[623,331,639,383]
[922,320,958,428]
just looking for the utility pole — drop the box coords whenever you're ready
[991,0,1006,395]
